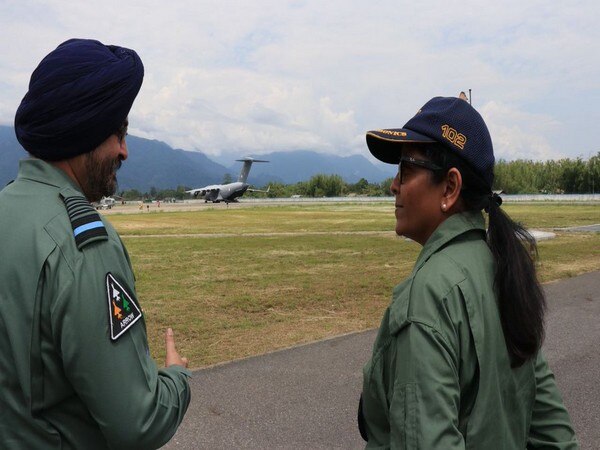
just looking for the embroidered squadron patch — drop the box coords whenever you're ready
[105,273,142,341]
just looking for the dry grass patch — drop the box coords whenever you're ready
[126,234,417,367]
[107,204,395,235]
[537,233,600,282]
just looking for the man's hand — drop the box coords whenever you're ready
[165,328,189,368]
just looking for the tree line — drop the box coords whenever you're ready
[119,175,393,201]
[119,152,600,200]
[493,153,599,194]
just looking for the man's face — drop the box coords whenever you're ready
[81,134,128,202]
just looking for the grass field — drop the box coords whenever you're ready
[104,202,600,368]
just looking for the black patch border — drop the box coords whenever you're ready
[106,273,142,341]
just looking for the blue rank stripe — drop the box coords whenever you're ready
[73,221,104,237]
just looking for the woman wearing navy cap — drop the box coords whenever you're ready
[359,96,578,448]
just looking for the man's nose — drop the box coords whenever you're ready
[119,140,128,161]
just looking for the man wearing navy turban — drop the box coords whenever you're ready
[0,39,191,448]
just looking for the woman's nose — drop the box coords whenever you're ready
[390,174,400,195]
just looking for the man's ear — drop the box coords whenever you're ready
[441,168,462,212]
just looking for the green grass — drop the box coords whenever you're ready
[126,233,416,366]
[537,233,600,282]
[502,203,600,228]
[108,204,395,235]
[104,203,600,367]
[107,202,599,236]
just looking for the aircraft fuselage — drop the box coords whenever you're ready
[186,157,268,203]
[193,182,249,203]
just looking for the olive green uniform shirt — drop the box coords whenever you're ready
[0,159,191,449]
[362,211,578,449]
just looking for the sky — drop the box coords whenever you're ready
[1,0,599,163]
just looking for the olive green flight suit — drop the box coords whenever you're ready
[361,211,578,449]
[0,159,191,449]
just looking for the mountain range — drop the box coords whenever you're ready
[0,125,394,191]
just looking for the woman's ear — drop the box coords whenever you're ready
[441,168,462,213]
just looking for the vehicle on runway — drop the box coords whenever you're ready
[93,196,117,210]
[186,157,270,203]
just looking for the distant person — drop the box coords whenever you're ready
[358,95,578,448]
[0,39,191,449]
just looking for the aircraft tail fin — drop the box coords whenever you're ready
[235,157,269,183]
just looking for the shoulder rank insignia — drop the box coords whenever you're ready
[106,273,143,340]
[62,195,108,249]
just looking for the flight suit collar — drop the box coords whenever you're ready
[17,158,84,195]
[412,210,486,275]
[387,211,486,335]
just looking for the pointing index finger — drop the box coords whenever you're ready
[165,328,177,351]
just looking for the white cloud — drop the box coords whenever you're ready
[132,66,361,156]
[1,0,599,160]
[481,101,563,160]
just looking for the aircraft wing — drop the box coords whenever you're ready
[186,185,221,196]
[185,188,206,196]
[247,185,270,193]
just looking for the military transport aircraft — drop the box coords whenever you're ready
[186,157,269,203]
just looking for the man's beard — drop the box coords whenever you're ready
[82,149,122,203]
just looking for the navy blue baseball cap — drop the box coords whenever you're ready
[366,96,495,188]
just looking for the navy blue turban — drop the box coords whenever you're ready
[14,38,144,161]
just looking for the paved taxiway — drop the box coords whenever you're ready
[164,271,599,449]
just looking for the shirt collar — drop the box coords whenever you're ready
[17,158,84,195]
[412,210,486,275]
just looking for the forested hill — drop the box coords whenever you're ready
[1,125,597,193]
[0,126,393,190]
[0,126,23,188]
[232,150,393,185]
[0,128,229,191]
[117,136,226,191]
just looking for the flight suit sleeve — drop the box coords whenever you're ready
[527,352,578,449]
[387,322,465,450]
[48,237,191,449]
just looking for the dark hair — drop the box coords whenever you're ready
[424,144,546,368]
[115,118,129,143]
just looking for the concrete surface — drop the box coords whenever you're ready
[557,224,600,233]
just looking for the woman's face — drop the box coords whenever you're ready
[390,146,447,245]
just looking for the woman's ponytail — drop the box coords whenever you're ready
[486,197,546,367]
[426,145,546,367]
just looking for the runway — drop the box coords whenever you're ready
[99,198,389,215]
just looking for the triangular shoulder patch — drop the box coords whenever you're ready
[105,273,143,341]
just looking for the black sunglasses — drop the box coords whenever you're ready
[398,156,442,184]
[115,119,129,143]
